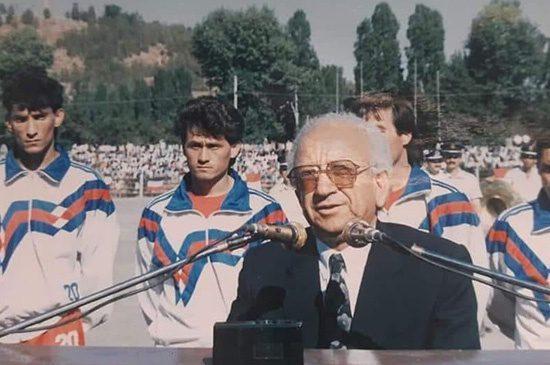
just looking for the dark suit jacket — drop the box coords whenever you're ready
[228,221,480,349]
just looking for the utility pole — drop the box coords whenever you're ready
[413,58,418,126]
[360,61,364,97]
[436,70,441,142]
[290,87,299,133]
[335,68,339,113]
[233,75,238,109]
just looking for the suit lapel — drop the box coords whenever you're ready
[349,228,409,349]
[284,231,323,348]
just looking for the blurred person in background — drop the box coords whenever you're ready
[442,142,483,214]
[423,149,447,179]
[504,143,541,202]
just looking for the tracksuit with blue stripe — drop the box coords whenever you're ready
[136,170,287,347]
[378,166,490,327]
[487,190,549,349]
[0,146,119,343]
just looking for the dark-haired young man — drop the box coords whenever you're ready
[136,96,286,347]
[352,93,489,328]
[0,70,119,345]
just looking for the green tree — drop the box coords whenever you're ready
[132,78,152,121]
[353,18,376,94]
[21,9,36,25]
[441,52,480,115]
[87,6,96,23]
[71,2,80,21]
[371,3,402,91]
[192,7,294,141]
[354,3,402,93]
[0,28,54,81]
[43,8,51,20]
[151,67,192,125]
[104,4,122,19]
[465,0,546,115]
[0,4,6,14]
[540,41,550,90]
[405,4,445,95]
[286,10,319,70]
[6,5,14,24]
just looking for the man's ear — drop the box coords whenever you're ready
[400,132,413,147]
[373,171,390,209]
[230,143,241,159]
[54,108,65,128]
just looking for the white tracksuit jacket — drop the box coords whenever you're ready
[378,166,490,327]
[136,170,287,347]
[0,147,119,343]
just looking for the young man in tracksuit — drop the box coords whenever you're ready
[352,93,489,328]
[0,69,120,345]
[136,96,287,347]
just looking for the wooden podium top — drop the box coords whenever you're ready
[1,345,549,365]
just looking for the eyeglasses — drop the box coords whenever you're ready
[289,159,371,193]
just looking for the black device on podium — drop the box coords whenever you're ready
[213,320,304,365]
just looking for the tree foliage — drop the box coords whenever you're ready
[353,18,376,94]
[0,28,54,81]
[405,4,444,95]
[61,67,192,145]
[192,6,345,141]
[57,5,198,85]
[354,2,402,93]
[21,9,36,26]
[286,10,319,69]
[465,0,546,115]
[192,7,295,141]
[6,5,14,24]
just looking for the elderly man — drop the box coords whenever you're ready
[229,113,479,349]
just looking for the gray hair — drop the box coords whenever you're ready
[288,113,392,174]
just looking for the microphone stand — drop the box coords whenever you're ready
[357,226,550,296]
[408,243,550,296]
[0,233,258,339]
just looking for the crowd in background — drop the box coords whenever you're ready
[0,138,528,197]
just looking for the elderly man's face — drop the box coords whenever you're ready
[293,124,388,241]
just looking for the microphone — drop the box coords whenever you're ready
[245,222,307,250]
[341,219,384,247]
[340,219,550,298]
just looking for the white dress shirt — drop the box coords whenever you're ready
[316,239,371,316]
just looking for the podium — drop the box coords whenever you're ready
[1,345,549,365]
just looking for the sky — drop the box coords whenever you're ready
[10,0,550,80]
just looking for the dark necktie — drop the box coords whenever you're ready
[323,253,352,349]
